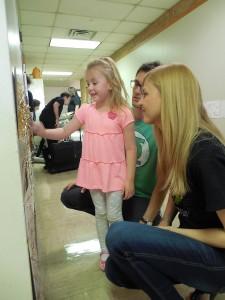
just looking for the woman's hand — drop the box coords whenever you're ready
[123,180,135,200]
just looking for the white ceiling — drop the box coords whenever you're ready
[17,0,180,86]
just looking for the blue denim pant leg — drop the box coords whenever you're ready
[105,221,225,300]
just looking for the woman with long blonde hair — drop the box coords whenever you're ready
[105,64,225,300]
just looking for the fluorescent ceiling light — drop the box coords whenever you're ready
[42,71,72,76]
[50,38,100,49]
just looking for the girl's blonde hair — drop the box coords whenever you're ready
[144,64,225,196]
[86,57,128,110]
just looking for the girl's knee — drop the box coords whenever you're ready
[95,212,107,220]
[107,213,123,224]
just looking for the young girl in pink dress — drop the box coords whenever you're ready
[33,57,136,271]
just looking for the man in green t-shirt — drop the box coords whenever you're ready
[61,62,163,223]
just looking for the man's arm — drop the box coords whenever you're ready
[53,102,60,127]
[123,122,137,200]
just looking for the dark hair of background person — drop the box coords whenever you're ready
[33,99,40,108]
[60,92,70,98]
[26,75,31,85]
[136,61,161,75]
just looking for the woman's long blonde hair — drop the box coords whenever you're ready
[86,57,129,110]
[144,64,225,196]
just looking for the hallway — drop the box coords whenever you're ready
[33,165,225,300]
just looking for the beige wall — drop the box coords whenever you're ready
[117,0,225,135]
[44,79,80,105]
[44,86,69,104]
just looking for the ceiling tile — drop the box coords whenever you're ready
[140,0,179,9]
[17,0,59,12]
[59,0,133,20]
[91,48,114,57]
[44,79,72,87]
[21,25,52,38]
[51,28,70,38]
[25,56,45,62]
[43,64,75,72]
[45,53,88,62]
[105,32,134,43]
[96,42,123,51]
[54,14,119,32]
[18,0,182,83]
[99,0,140,4]
[22,45,48,52]
[51,29,109,42]
[92,32,109,42]
[20,11,55,26]
[47,47,94,55]
[22,37,50,46]
[126,6,163,23]
[24,52,46,58]
[44,59,80,66]
[114,21,147,34]
[25,57,45,64]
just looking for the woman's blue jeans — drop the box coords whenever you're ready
[105,221,225,300]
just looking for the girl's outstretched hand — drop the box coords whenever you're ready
[123,180,135,200]
[32,121,45,136]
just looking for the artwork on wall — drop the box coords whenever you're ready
[204,100,225,119]
[11,64,42,299]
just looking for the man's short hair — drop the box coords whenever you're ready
[68,87,76,96]
[60,92,70,98]
[136,61,161,75]
[33,99,40,108]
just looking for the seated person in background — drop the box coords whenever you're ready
[26,75,34,115]
[32,99,40,121]
[61,61,165,224]
[36,92,71,157]
[105,64,225,300]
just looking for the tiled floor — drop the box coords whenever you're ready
[34,164,149,300]
[33,164,225,300]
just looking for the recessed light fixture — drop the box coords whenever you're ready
[50,38,100,49]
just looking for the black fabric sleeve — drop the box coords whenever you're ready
[196,142,225,212]
[55,98,64,105]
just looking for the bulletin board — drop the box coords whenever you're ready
[12,66,43,299]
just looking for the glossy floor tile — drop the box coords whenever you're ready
[33,164,225,300]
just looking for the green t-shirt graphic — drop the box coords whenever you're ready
[134,120,157,198]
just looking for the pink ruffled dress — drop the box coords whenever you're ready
[75,103,134,192]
